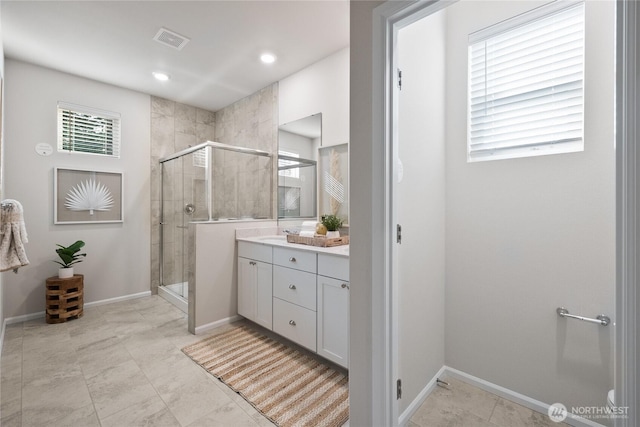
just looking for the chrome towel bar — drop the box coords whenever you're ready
[556,307,610,326]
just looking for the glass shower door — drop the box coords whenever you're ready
[161,155,189,303]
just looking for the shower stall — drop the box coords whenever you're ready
[159,141,273,312]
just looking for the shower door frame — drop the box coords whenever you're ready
[158,141,273,315]
[366,1,639,426]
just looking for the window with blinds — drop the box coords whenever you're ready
[468,2,585,162]
[57,102,121,157]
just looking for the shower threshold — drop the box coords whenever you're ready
[159,283,188,314]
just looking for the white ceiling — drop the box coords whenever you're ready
[1,1,349,112]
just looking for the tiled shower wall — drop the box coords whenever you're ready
[213,83,278,219]
[150,83,278,294]
[150,97,216,293]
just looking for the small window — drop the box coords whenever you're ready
[468,2,585,162]
[57,102,121,157]
[278,150,300,179]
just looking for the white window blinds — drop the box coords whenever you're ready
[468,2,585,162]
[57,102,121,157]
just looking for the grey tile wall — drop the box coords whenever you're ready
[150,85,278,295]
[150,97,216,294]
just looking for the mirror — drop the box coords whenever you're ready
[278,114,320,219]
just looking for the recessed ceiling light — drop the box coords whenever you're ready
[152,71,170,81]
[260,53,276,64]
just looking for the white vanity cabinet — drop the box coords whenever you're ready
[236,238,349,368]
[272,247,318,352]
[317,254,349,368]
[237,242,273,329]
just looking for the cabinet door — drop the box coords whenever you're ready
[317,275,349,368]
[254,261,273,329]
[238,257,257,322]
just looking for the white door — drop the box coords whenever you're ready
[237,257,257,322]
[317,275,349,368]
[393,11,448,419]
[254,261,273,329]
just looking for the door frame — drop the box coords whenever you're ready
[370,1,639,425]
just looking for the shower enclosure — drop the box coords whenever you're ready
[159,141,273,311]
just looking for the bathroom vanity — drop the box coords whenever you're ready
[236,235,349,368]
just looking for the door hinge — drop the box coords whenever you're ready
[397,69,402,90]
[397,379,402,399]
[397,224,402,244]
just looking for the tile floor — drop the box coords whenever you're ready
[1,295,566,427]
[410,377,567,427]
[1,295,276,427]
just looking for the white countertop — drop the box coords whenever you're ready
[236,235,349,258]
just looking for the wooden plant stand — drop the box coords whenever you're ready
[45,274,84,324]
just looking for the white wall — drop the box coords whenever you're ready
[279,48,349,147]
[349,1,385,425]
[2,60,151,319]
[190,220,276,333]
[444,0,615,410]
[0,6,5,335]
[396,10,446,415]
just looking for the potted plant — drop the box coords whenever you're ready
[321,215,343,238]
[54,240,86,278]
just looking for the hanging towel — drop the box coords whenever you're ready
[0,199,29,272]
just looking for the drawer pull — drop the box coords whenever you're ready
[289,284,297,290]
[289,320,296,326]
[289,257,297,262]
[341,283,349,289]
[249,261,256,266]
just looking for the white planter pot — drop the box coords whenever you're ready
[326,231,340,239]
[58,267,74,279]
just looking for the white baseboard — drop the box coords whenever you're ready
[84,291,152,308]
[398,365,447,426]
[3,290,152,325]
[194,315,243,335]
[444,367,605,427]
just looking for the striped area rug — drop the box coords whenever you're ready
[181,325,349,427]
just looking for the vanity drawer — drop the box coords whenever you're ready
[273,265,316,310]
[273,297,317,352]
[238,241,272,264]
[273,247,316,273]
[318,254,349,281]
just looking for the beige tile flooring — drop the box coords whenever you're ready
[1,294,566,427]
[410,378,565,427]
[1,295,276,427]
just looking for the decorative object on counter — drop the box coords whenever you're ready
[54,240,86,278]
[45,274,83,323]
[322,214,343,238]
[315,222,328,235]
[54,168,123,224]
[287,234,349,247]
[299,220,318,238]
[0,199,30,273]
[182,325,349,427]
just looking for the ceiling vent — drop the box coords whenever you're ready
[153,27,190,51]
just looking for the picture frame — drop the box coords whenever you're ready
[54,167,123,224]
[318,143,349,224]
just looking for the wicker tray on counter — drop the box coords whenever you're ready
[286,234,350,247]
